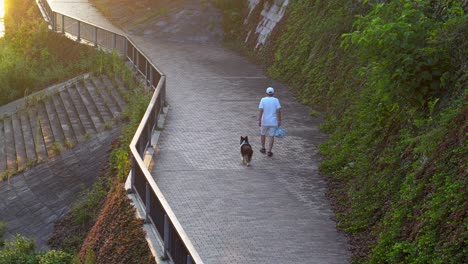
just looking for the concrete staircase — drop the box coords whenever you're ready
[0,74,130,179]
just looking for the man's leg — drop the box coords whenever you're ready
[267,126,276,156]
[268,136,275,153]
[260,126,266,153]
[260,135,266,153]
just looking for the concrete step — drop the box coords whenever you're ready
[101,75,127,113]
[37,102,56,157]
[58,88,86,142]
[83,79,113,125]
[90,77,121,119]
[75,81,105,132]
[12,113,27,169]
[19,111,37,165]
[28,108,48,162]
[0,74,132,177]
[4,117,17,171]
[51,93,77,147]
[66,86,97,136]
[114,76,131,94]
[0,120,7,173]
[44,96,66,147]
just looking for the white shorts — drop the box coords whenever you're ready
[260,126,277,137]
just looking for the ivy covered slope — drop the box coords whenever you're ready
[230,0,467,263]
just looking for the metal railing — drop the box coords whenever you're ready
[36,1,202,263]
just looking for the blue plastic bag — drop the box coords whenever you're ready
[275,127,285,138]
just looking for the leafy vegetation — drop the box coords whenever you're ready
[0,0,108,106]
[218,0,467,262]
[0,234,72,264]
[0,221,6,247]
[325,1,467,262]
[77,187,154,264]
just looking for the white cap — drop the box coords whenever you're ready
[266,87,274,94]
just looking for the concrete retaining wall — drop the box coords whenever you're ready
[245,0,290,49]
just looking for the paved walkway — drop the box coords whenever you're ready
[140,39,350,264]
[47,1,351,263]
[47,0,124,35]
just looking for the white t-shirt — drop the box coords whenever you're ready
[259,96,281,126]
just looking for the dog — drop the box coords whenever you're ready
[240,136,253,166]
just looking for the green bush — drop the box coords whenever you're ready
[0,221,6,246]
[342,0,465,107]
[0,235,72,264]
[38,250,72,264]
[319,0,467,262]
[0,235,36,264]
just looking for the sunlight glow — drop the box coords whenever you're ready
[0,0,4,38]
[0,0,4,18]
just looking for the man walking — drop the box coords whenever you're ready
[258,87,281,157]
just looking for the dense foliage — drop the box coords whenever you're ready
[0,0,104,106]
[223,0,467,262]
[0,234,72,264]
[78,187,154,264]
[327,1,467,262]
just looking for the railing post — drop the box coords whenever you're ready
[94,27,98,47]
[52,12,57,31]
[153,99,158,132]
[148,118,152,144]
[163,214,170,260]
[150,67,154,89]
[124,38,129,60]
[76,21,81,42]
[159,96,164,115]
[131,46,135,67]
[162,81,167,107]
[146,61,149,87]
[129,157,135,193]
[145,182,151,223]
[112,33,117,50]
[140,138,146,157]
[135,50,139,73]
[61,15,65,34]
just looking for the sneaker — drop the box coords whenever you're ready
[267,151,273,157]
[260,148,266,154]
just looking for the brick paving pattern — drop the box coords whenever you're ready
[137,38,351,264]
